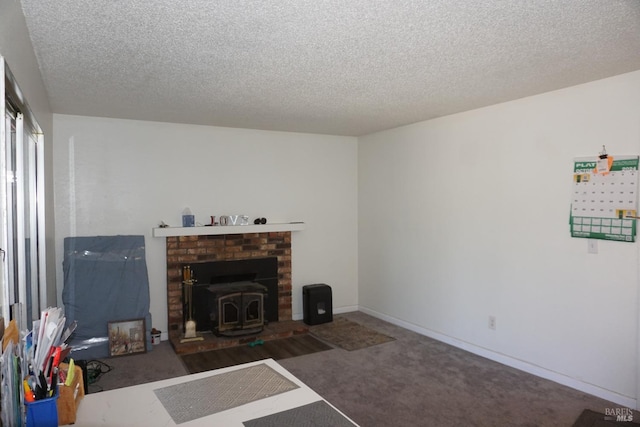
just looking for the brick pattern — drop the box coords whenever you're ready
[165,232,292,335]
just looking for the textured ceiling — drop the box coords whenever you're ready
[19,0,640,136]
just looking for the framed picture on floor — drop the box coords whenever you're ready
[108,318,146,357]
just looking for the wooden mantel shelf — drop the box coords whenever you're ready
[152,222,305,237]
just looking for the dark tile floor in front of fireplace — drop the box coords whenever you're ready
[169,319,310,355]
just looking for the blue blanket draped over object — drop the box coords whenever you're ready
[63,235,152,359]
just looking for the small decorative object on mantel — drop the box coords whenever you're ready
[182,207,195,227]
[218,215,249,226]
[253,217,268,224]
[158,221,169,228]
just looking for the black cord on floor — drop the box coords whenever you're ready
[86,360,113,384]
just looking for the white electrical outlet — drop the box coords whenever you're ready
[488,315,496,330]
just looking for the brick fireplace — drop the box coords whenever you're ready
[164,231,302,353]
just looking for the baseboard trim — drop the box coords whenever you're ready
[292,305,359,322]
[358,306,636,409]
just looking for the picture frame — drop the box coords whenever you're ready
[108,318,146,357]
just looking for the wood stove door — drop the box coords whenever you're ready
[242,292,264,329]
[218,292,242,333]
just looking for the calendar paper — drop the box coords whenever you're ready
[570,156,639,242]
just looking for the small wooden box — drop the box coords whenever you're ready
[57,362,85,425]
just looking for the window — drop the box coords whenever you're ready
[1,57,46,330]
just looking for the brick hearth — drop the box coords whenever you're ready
[165,231,302,354]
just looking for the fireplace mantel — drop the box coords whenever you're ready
[152,222,305,237]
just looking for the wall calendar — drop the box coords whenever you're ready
[570,155,639,242]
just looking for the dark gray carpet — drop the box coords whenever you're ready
[90,313,634,426]
[91,341,188,393]
[243,401,357,427]
[279,312,628,427]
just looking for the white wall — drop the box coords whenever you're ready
[53,115,358,336]
[0,0,56,305]
[359,70,640,407]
